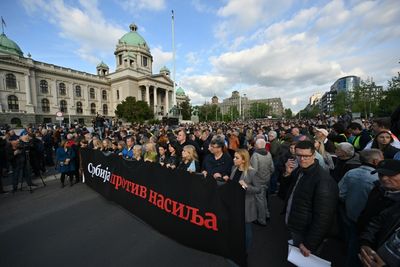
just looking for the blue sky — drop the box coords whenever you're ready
[1,0,399,112]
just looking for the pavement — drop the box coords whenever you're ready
[0,175,345,267]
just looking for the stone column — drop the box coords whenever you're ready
[52,80,58,109]
[153,87,157,114]
[145,85,150,105]
[24,74,32,105]
[165,89,169,116]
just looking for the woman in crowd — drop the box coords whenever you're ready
[115,141,126,156]
[371,130,400,159]
[101,138,113,152]
[132,145,143,162]
[56,140,76,187]
[314,139,335,170]
[165,141,180,169]
[111,141,118,153]
[158,144,168,166]
[177,145,200,173]
[92,139,103,150]
[230,148,260,251]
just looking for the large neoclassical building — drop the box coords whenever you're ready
[0,23,178,126]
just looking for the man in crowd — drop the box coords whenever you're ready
[281,140,338,256]
[348,122,372,152]
[201,136,233,182]
[338,149,384,267]
[314,128,336,154]
[250,138,274,225]
[333,142,361,182]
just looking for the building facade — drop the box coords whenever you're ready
[0,24,175,126]
[218,91,284,118]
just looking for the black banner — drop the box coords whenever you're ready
[81,149,246,266]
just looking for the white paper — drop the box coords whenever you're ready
[287,244,331,267]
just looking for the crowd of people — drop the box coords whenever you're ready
[1,108,400,266]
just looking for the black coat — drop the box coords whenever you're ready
[283,161,339,251]
[360,202,400,250]
[357,182,397,233]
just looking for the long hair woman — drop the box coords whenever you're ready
[371,130,400,159]
[230,148,260,252]
[56,140,76,187]
[177,145,200,173]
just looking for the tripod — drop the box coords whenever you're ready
[18,150,46,193]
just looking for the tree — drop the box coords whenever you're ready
[333,91,347,115]
[351,78,383,118]
[377,72,400,116]
[284,108,293,119]
[179,100,192,120]
[115,96,153,123]
[249,102,272,118]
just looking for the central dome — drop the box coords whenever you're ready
[176,87,186,96]
[0,33,23,57]
[119,23,147,48]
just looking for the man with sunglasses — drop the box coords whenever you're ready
[281,140,338,257]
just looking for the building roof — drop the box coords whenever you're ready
[119,24,147,48]
[0,33,23,57]
[97,61,109,68]
[176,86,185,96]
[160,65,170,72]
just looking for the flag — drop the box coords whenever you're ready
[171,10,174,19]
[1,16,6,27]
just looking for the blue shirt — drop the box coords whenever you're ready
[338,165,378,222]
[122,146,134,159]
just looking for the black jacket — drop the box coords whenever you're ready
[283,161,339,251]
[357,182,397,233]
[360,202,400,250]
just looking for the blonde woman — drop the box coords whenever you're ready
[93,139,103,150]
[132,145,143,162]
[143,142,157,161]
[101,138,113,152]
[177,145,199,173]
[230,149,260,251]
[314,140,335,170]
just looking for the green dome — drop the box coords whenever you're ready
[0,33,23,57]
[97,61,109,68]
[160,65,170,72]
[176,87,185,96]
[119,24,147,47]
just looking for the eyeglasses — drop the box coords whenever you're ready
[296,154,314,159]
[211,145,221,149]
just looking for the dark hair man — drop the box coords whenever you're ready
[281,140,338,257]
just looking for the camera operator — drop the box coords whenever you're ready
[11,134,38,192]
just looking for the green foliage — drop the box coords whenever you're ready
[377,72,400,116]
[298,105,321,119]
[198,104,222,122]
[115,96,153,123]
[179,100,192,120]
[333,91,347,115]
[249,102,272,118]
[284,108,293,119]
[148,119,161,124]
[351,79,383,118]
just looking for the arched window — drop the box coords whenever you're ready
[41,98,50,113]
[102,90,107,100]
[6,73,17,89]
[75,85,81,97]
[90,103,96,114]
[76,101,83,114]
[90,88,95,99]
[103,104,108,115]
[60,100,68,113]
[7,95,19,111]
[40,80,48,94]
[59,83,66,95]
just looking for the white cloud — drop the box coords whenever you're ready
[152,47,173,74]
[21,0,126,68]
[119,0,166,11]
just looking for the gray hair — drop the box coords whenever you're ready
[255,138,266,149]
[337,142,354,157]
[268,130,277,139]
[360,149,383,164]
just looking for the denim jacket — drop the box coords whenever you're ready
[339,165,378,222]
